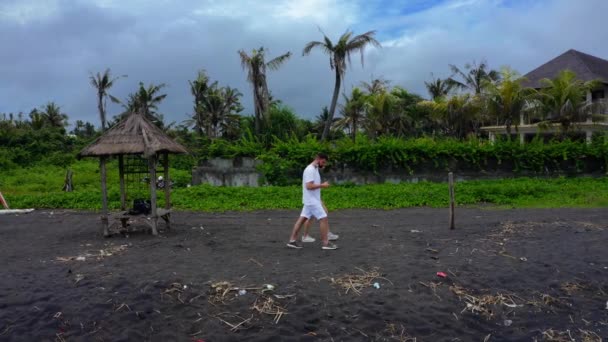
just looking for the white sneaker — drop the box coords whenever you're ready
[301,235,316,243]
[328,232,339,241]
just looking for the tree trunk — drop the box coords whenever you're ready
[98,93,106,131]
[322,68,341,141]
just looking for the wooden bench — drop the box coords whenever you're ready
[104,208,171,236]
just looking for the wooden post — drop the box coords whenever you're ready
[163,152,170,210]
[62,169,73,192]
[448,172,455,230]
[149,154,158,235]
[100,156,109,236]
[119,155,126,211]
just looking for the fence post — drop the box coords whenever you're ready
[448,172,455,230]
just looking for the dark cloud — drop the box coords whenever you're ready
[1,0,607,127]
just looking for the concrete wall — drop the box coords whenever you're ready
[193,158,605,187]
[192,157,261,186]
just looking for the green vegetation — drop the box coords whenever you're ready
[2,30,607,212]
[1,159,606,210]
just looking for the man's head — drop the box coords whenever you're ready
[315,153,328,168]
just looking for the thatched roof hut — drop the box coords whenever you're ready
[79,111,187,158]
[79,111,188,236]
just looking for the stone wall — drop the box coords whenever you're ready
[193,158,605,187]
[192,157,261,186]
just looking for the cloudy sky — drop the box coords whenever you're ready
[1,0,608,127]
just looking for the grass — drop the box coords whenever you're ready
[1,160,607,211]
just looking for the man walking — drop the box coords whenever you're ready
[287,153,338,250]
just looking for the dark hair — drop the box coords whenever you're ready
[316,152,329,160]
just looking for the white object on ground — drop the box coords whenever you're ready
[75,256,86,261]
[0,209,35,215]
[264,284,275,291]
[504,320,513,327]
[410,230,421,233]
[238,289,247,296]
[373,282,380,289]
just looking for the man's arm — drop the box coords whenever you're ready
[306,181,329,190]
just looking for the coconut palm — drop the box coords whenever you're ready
[28,109,45,130]
[337,87,367,142]
[238,47,291,134]
[360,77,390,95]
[303,30,381,140]
[425,74,453,100]
[447,60,500,94]
[41,102,68,128]
[538,70,600,131]
[188,70,211,135]
[89,69,125,131]
[483,67,536,135]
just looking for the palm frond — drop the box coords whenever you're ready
[266,52,292,71]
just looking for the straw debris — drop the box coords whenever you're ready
[325,267,391,295]
[449,286,520,320]
[252,295,287,324]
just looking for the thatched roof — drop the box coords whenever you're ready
[522,49,608,88]
[78,112,188,158]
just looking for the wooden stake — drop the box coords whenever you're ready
[163,152,170,210]
[448,172,455,230]
[62,169,73,192]
[119,155,126,211]
[149,154,158,235]
[100,156,109,236]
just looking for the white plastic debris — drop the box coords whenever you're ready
[238,289,247,296]
[519,257,527,262]
[504,319,513,327]
[264,284,275,291]
[75,256,86,261]
[410,230,421,233]
[605,300,608,310]
[373,282,380,289]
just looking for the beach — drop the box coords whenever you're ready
[1,208,606,341]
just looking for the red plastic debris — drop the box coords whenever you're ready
[436,271,447,278]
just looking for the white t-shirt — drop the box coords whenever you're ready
[302,163,322,205]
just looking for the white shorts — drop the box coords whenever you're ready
[300,204,327,220]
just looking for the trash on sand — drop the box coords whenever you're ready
[436,272,447,278]
[504,319,513,327]
[238,289,247,296]
[75,256,86,261]
[75,274,85,283]
[410,229,421,233]
[519,257,527,262]
[264,284,275,291]
[373,282,380,289]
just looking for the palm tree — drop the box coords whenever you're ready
[425,74,453,100]
[89,69,125,131]
[41,102,68,128]
[360,77,390,95]
[28,109,45,130]
[134,82,167,120]
[337,87,367,141]
[538,70,600,131]
[189,70,211,135]
[238,47,291,134]
[483,68,536,135]
[447,60,500,94]
[303,30,381,140]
